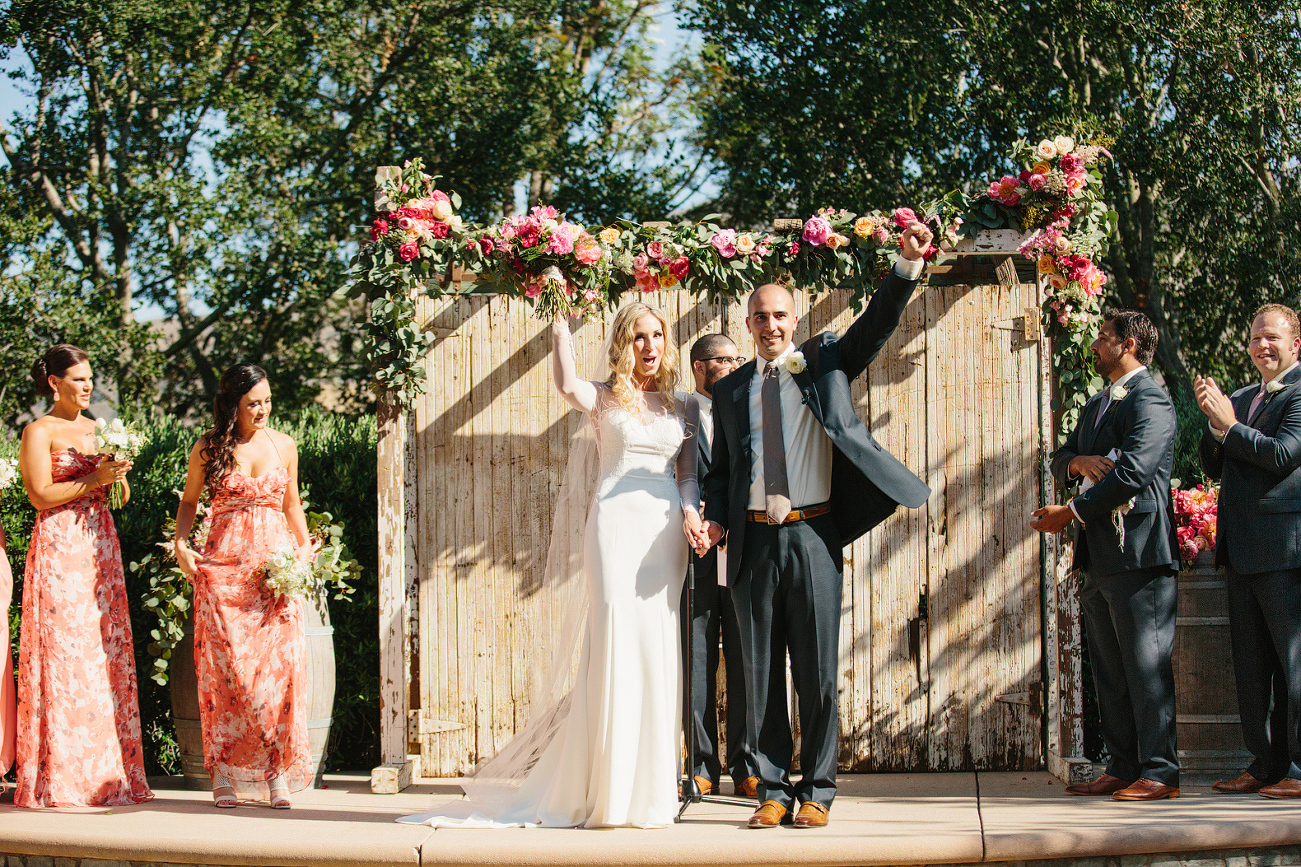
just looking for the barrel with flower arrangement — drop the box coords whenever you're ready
[1170,481,1248,775]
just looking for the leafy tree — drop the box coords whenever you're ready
[683,0,1300,399]
[1,0,701,416]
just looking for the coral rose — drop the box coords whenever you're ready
[635,270,658,293]
[398,240,419,261]
[826,233,849,250]
[574,234,602,265]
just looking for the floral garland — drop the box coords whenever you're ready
[351,135,1118,424]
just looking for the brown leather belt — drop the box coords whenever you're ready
[746,502,831,524]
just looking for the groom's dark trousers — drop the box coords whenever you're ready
[703,265,929,810]
[1200,363,1301,782]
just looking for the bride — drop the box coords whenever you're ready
[399,301,706,829]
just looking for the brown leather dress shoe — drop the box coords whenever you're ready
[747,800,789,828]
[1213,771,1269,794]
[735,776,760,798]
[793,801,829,828]
[1064,773,1133,796]
[1112,778,1180,800]
[1260,778,1301,799]
[678,775,716,798]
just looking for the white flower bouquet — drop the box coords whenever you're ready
[94,417,144,509]
[0,458,18,491]
[260,548,320,599]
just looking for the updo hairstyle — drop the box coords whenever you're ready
[30,344,90,397]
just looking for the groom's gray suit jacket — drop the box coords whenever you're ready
[701,269,931,586]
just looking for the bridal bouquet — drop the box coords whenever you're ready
[0,458,18,491]
[94,417,144,509]
[260,548,320,599]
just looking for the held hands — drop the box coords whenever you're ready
[1194,374,1235,432]
[1068,454,1114,483]
[1030,504,1075,534]
[900,222,934,261]
[682,510,711,556]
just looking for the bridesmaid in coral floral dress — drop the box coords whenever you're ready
[0,527,16,779]
[15,344,152,807]
[174,363,315,809]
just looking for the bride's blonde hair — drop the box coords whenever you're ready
[606,302,680,414]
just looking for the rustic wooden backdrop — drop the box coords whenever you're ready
[387,277,1058,777]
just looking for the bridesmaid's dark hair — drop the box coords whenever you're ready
[31,344,89,397]
[200,363,268,495]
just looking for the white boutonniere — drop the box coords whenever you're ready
[784,351,807,375]
[1266,378,1288,394]
[1109,383,1129,401]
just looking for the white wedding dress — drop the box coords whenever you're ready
[398,325,698,829]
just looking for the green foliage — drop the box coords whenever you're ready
[2,410,378,773]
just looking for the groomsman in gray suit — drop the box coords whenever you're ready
[1033,309,1181,801]
[1196,303,1301,798]
[682,333,758,798]
[702,221,934,829]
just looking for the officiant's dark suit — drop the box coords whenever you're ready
[702,243,931,827]
[1048,312,1180,797]
[1198,305,1301,796]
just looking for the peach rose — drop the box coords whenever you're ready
[736,233,756,256]
[598,227,620,245]
[853,216,875,237]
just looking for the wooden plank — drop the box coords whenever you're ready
[375,393,408,769]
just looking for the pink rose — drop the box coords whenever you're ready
[873,226,889,245]
[397,215,416,232]
[802,216,832,246]
[711,229,738,258]
[1028,173,1047,192]
[633,253,649,271]
[1065,174,1086,195]
[430,190,450,204]
[892,207,917,228]
[574,234,602,265]
[1060,153,1084,174]
[1019,170,1032,183]
[788,241,800,257]
[398,240,419,261]
[370,219,389,240]
[670,256,690,280]
[647,241,665,260]
[479,237,495,255]
[524,282,542,299]
[548,223,579,256]
[429,220,449,239]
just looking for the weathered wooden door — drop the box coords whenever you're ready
[410,281,1044,775]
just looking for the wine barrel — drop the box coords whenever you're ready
[1174,551,1252,774]
[170,592,337,789]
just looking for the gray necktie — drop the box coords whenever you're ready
[762,361,792,523]
[1248,386,1266,423]
[1093,393,1111,429]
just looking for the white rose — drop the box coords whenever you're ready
[736,233,756,256]
[1036,139,1058,160]
[1054,135,1076,155]
[1110,384,1129,401]
[431,199,454,221]
[784,351,807,374]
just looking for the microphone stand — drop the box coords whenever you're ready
[678,555,755,820]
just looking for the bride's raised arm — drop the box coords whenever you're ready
[551,319,600,414]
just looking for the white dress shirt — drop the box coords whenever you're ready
[696,392,714,450]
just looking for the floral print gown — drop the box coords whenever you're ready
[195,466,312,796]
[16,450,152,807]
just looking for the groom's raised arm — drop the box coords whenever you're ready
[836,223,931,381]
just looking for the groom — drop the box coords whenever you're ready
[701,222,933,828]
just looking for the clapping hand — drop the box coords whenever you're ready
[1194,374,1235,432]
[900,222,934,261]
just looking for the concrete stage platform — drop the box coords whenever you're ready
[1,772,1300,867]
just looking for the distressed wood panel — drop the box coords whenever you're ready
[410,286,1045,775]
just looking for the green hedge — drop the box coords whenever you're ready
[0,409,378,774]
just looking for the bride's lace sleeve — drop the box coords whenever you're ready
[676,394,701,517]
[551,320,599,414]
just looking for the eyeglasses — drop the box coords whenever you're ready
[704,355,746,366]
